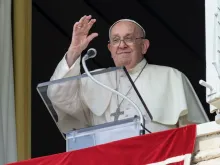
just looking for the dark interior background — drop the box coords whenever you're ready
[31,0,214,158]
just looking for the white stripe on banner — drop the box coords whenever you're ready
[147,154,192,165]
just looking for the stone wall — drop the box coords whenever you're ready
[192,122,220,164]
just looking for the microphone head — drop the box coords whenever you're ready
[87,48,97,58]
[199,79,213,91]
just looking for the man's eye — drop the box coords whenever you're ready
[113,38,119,42]
[125,38,133,42]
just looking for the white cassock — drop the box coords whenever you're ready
[47,55,209,134]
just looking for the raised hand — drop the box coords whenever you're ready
[66,15,98,67]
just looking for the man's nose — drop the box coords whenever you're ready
[118,40,128,48]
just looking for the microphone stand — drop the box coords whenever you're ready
[82,48,146,135]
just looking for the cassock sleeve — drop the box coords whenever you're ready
[172,72,210,127]
[47,54,91,133]
[180,73,210,124]
[146,65,209,126]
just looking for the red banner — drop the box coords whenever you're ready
[7,125,196,165]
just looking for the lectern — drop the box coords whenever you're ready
[37,66,152,151]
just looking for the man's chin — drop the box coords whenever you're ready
[115,60,131,67]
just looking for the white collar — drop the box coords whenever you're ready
[128,58,147,74]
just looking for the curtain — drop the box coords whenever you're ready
[0,0,17,164]
[13,0,32,161]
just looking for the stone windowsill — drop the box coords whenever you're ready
[192,121,220,164]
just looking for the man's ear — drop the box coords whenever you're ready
[107,43,111,52]
[142,39,150,54]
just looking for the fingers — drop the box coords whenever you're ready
[87,18,96,31]
[87,33,99,43]
[73,22,80,31]
[73,16,85,30]
[72,15,98,43]
[82,15,92,26]
[75,15,95,31]
[77,15,91,29]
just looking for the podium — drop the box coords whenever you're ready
[66,117,140,151]
[37,66,152,151]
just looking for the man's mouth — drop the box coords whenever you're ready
[117,52,131,54]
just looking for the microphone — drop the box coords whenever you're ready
[82,48,146,135]
[86,48,97,59]
[199,80,213,91]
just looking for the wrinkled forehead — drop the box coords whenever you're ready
[109,19,146,38]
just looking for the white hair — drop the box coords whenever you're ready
[109,19,146,39]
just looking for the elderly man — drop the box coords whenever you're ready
[47,15,209,133]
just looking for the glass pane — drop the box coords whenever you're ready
[37,67,152,137]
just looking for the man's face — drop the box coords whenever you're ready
[108,21,149,70]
